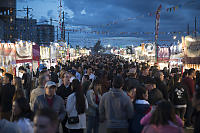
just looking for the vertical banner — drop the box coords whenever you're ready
[155,4,162,63]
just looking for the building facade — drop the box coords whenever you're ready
[15,18,37,42]
[0,0,16,42]
[37,24,55,45]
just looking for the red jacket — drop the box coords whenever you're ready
[182,77,195,100]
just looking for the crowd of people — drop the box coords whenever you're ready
[0,55,200,133]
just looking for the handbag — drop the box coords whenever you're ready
[68,116,79,124]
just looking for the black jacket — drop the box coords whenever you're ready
[56,84,72,100]
[171,82,189,106]
[0,83,15,112]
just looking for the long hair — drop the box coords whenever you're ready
[13,77,22,90]
[71,79,86,114]
[150,100,177,126]
[11,97,32,121]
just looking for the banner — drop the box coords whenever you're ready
[16,42,32,61]
[33,44,40,61]
[158,47,170,61]
[185,39,200,57]
[40,46,50,60]
[0,43,16,66]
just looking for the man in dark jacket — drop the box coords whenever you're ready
[0,73,15,120]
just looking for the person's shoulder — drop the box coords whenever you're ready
[55,95,64,101]
[101,91,111,98]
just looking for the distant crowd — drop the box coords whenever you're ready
[0,55,200,133]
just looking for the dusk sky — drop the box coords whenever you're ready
[17,0,200,47]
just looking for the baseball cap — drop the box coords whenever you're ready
[45,81,56,88]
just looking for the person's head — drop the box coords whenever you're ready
[71,79,86,114]
[112,75,124,89]
[18,66,26,74]
[62,73,70,86]
[183,71,188,78]
[3,73,13,84]
[128,68,137,78]
[141,66,149,76]
[59,69,66,79]
[50,66,55,72]
[150,100,176,126]
[127,85,136,101]
[34,108,58,133]
[135,86,148,101]
[38,75,49,87]
[12,97,31,121]
[12,77,22,90]
[144,78,156,91]
[77,66,82,73]
[188,68,195,78]
[87,67,93,75]
[39,70,49,78]
[92,79,102,95]
[68,70,76,77]
[44,81,57,97]
[174,74,182,84]
[154,71,164,81]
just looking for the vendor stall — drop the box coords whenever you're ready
[183,36,200,70]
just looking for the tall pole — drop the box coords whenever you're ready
[23,6,33,41]
[187,24,190,35]
[195,16,197,37]
[62,11,65,41]
[57,26,58,41]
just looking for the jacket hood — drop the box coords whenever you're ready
[110,88,124,97]
[134,100,150,114]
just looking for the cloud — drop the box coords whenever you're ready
[81,9,86,15]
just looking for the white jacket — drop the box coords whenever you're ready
[65,92,88,129]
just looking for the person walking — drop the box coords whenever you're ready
[86,80,101,133]
[142,100,184,133]
[30,75,49,109]
[66,79,88,133]
[129,86,151,133]
[33,81,66,123]
[99,75,133,133]
[57,72,73,133]
[183,68,196,127]
[0,73,15,120]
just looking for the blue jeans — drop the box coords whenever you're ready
[87,116,99,133]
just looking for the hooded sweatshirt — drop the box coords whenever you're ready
[99,88,133,128]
